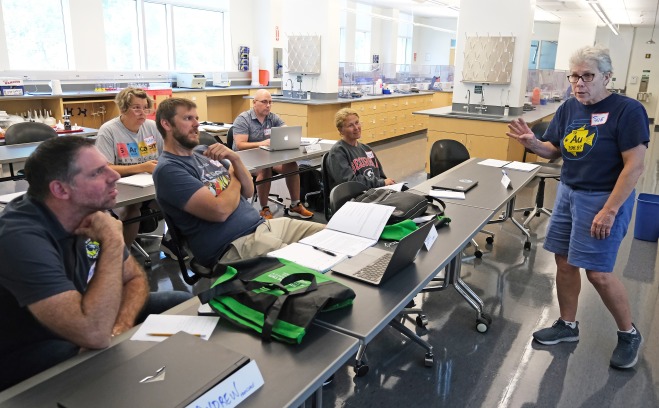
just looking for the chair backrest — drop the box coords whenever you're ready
[226,126,234,150]
[160,211,213,285]
[531,121,551,139]
[5,122,58,145]
[429,139,470,177]
[321,153,333,221]
[328,181,367,220]
[198,130,217,147]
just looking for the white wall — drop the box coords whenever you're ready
[532,21,560,41]
[555,17,598,70]
[626,27,659,119]
[412,17,456,66]
[595,26,635,91]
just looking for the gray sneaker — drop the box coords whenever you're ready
[533,319,579,345]
[610,324,642,369]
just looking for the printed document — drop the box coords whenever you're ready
[299,202,394,257]
[268,242,348,272]
[429,190,466,200]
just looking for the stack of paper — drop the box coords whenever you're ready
[116,172,154,187]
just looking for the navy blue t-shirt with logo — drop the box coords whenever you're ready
[543,93,649,191]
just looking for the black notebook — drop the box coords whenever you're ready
[58,332,250,408]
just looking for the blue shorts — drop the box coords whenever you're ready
[543,182,635,272]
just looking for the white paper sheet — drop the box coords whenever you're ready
[0,191,25,204]
[116,173,155,187]
[299,229,377,257]
[376,182,405,192]
[478,159,511,168]
[503,161,540,172]
[131,314,219,342]
[326,201,394,241]
[429,190,466,200]
[268,242,348,272]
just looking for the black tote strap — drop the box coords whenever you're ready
[261,273,318,341]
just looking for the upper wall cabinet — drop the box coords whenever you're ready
[288,35,321,74]
[462,36,515,84]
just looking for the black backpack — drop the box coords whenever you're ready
[352,188,445,224]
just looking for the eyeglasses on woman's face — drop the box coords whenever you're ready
[567,73,596,83]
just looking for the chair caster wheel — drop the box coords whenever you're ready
[523,210,531,216]
[354,363,369,377]
[474,250,483,258]
[424,353,434,367]
[416,314,429,328]
[304,201,310,207]
[524,241,531,251]
[486,236,494,245]
[535,212,541,217]
[476,313,492,333]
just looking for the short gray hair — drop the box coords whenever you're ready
[569,45,613,75]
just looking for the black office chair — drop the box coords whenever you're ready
[5,122,58,179]
[160,212,215,285]
[198,130,218,147]
[515,122,562,230]
[328,181,434,376]
[429,139,494,258]
[328,181,366,219]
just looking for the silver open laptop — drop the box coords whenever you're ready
[259,126,302,151]
[331,222,433,286]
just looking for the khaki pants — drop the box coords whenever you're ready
[219,218,325,263]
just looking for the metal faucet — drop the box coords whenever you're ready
[475,89,487,113]
[464,89,471,113]
[285,78,294,91]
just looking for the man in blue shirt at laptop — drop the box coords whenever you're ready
[232,89,313,220]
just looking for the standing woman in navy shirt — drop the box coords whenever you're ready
[506,45,649,369]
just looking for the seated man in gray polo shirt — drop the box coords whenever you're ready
[232,89,313,220]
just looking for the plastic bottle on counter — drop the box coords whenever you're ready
[375,79,382,94]
[504,105,510,117]
[531,87,541,105]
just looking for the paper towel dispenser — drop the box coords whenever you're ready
[176,73,206,89]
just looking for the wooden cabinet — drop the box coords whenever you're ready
[425,116,524,173]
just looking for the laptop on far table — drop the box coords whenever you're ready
[259,126,302,151]
[432,177,478,192]
[331,221,433,286]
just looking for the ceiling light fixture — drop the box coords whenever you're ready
[648,0,659,44]
[587,1,619,35]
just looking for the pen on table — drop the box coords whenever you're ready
[312,246,336,257]
[148,333,202,337]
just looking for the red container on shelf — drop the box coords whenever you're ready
[145,88,173,120]
[259,70,270,86]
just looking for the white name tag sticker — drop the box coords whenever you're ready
[501,173,512,188]
[264,128,272,136]
[591,113,608,126]
[186,360,264,408]
[424,226,438,250]
[144,135,156,145]
[366,151,375,159]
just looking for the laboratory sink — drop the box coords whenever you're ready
[443,111,503,120]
